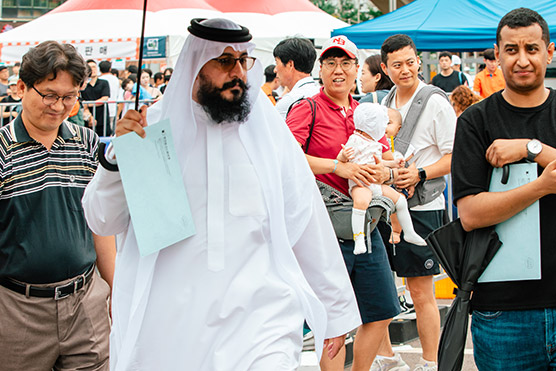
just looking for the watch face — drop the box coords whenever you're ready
[528,139,542,154]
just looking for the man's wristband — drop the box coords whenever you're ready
[98,142,119,172]
[332,159,338,173]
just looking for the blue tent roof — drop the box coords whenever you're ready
[331,0,556,51]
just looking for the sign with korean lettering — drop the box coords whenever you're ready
[142,36,167,59]
[0,38,140,63]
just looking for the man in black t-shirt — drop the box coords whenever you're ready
[452,8,556,369]
[81,59,110,136]
[431,51,467,92]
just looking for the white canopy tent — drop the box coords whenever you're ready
[0,0,348,67]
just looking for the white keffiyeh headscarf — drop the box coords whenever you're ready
[140,18,331,358]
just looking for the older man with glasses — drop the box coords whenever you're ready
[0,41,114,371]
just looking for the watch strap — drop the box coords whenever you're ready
[526,139,542,162]
[418,167,427,181]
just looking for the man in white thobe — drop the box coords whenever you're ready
[82,18,360,371]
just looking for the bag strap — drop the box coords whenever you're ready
[371,91,378,104]
[382,86,396,109]
[458,71,463,85]
[385,85,449,156]
[287,97,317,154]
[285,96,303,117]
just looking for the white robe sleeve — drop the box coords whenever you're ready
[292,186,362,339]
[82,165,131,237]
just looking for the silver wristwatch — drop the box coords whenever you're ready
[526,139,542,162]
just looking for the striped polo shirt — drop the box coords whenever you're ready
[0,114,99,283]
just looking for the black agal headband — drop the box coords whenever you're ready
[188,18,252,43]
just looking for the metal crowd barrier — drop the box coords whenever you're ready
[0,99,158,137]
[80,99,158,137]
[1,98,455,296]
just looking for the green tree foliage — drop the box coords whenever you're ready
[311,0,382,24]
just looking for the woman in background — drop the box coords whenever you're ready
[450,85,480,117]
[359,55,394,104]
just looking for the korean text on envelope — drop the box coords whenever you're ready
[478,162,541,283]
[112,118,196,256]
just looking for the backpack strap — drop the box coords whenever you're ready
[387,85,449,156]
[286,96,303,118]
[287,97,317,154]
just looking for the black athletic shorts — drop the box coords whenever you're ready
[384,209,444,277]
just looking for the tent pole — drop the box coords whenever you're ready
[421,51,432,83]
[389,0,397,12]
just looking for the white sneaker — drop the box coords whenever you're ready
[413,357,437,371]
[370,353,410,371]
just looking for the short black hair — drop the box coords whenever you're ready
[86,59,96,65]
[111,68,119,77]
[20,41,86,88]
[381,34,417,65]
[364,54,393,91]
[154,72,164,82]
[483,48,496,61]
[163,67,173,76]
[438,51,452,60]
[142,68,152,78]
[99,60,112,73]
[273,37,316,74]
[264,65,276,83]
[128,73,137,83]
[0,66,7,72]
[319,48,357,64]
[497,7,550,46]
[14,62,20,67]
[121,78,132,89]
[127,64,138,74]
[85,64,92,79]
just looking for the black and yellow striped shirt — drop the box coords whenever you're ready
[0,115,99,283]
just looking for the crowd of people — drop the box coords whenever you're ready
[1,6,555,371]
[0,57,174,138]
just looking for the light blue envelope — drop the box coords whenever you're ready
[478,162,541,283]
[112,119,196,256]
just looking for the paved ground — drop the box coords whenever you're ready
[299,298,478,371]
[388,299,477,371]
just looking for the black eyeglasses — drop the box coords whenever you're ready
[212,56,256,72]
[32,85,79,107]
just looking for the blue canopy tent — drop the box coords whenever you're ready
[331,0,556,51]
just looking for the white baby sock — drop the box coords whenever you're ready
[352,208,368,254]
[395,197,427,246]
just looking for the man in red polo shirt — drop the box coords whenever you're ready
[287,36,403,371]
